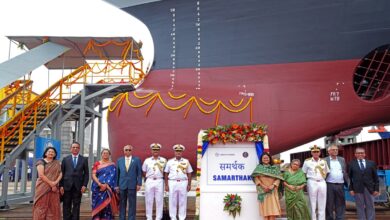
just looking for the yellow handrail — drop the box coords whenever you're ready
[0,80,34,119]
[0,39,146,161]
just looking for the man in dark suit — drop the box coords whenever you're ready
[60,141,89,220]
[115,144,142,220]
[325,144,348,220]
[348,147,379,220]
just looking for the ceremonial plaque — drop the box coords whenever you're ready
[199,143,260,220]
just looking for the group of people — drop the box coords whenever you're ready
[32,142,90,220]
[252,144,380,220]
[32,141,193,220]
[30,140,380,220]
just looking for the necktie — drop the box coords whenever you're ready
[125,158,130,171]
[73,157,77,168]
[359,159,365,170]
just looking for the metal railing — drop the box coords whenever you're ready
[0,39,146,161]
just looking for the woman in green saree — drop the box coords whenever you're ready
[283,159,311,220]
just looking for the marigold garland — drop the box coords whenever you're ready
[108,92,253,126]
[202,123,267,144]
[195,145,202,220]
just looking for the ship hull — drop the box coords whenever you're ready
[108,0,390,165]
[108,59,390,165]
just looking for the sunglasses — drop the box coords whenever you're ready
[124,149,132,151]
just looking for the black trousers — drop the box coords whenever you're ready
[326,182,346,220]
[63,185,82,220]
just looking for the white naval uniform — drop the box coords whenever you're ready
[302,157,330,220]
[143,156,167,220]
[164,158,193,220]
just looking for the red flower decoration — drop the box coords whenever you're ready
[203,123,267,144]
[223,193,242,219]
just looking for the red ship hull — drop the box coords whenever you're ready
[108,59,390,165]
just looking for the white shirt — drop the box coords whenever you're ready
[302,157,329,181]
[358,159,366,169]
[72,154,79,165]
[327,158,344,183]
[142,156,167,178]
[164,157,193,180]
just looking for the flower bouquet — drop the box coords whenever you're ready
[223,193,242,218]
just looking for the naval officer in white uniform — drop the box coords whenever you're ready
[164,144,193,220]
[302,145,330,220]
[142,143,167,220]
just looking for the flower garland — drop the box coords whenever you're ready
[108,92,253,126]
[223,193,242,219]
[202,123,267,144]
[195,144,202,220]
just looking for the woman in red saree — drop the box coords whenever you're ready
[33,147,62,220]
[91,149,118,220]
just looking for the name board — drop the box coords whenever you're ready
[206,146,258,185]
[35,136,61,159]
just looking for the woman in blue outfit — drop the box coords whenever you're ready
[91,149,118,220]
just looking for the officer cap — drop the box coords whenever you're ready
[172,144,185,151]
[150,143,162,150]
[310,145,321,152]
